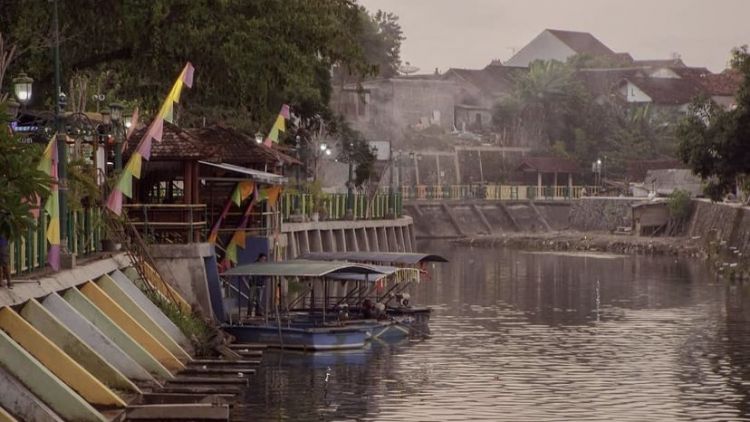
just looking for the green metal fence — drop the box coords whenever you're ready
[9,208,103,276]
[280,192,403,222]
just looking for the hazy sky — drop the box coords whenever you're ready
[357,0,750,73]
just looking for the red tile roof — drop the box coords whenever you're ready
[443,65,520,96]
[187,125,301,166]
[125,121,207,160]
[547,29,616,57]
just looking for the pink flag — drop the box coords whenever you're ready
[149,118,164,143]
[280,104,290,119]
[263,138,273,148]
[106,188,123,215]
[48,244,60,271]
[137,136,152,160]
[182,62,195,88]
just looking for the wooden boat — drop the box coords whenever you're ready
[300,252,448,337]
[219,260,388,351]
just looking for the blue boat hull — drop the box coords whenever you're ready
[222,324,368,351]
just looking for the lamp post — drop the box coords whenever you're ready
[109,102,124,171]
[52,0,70,255]
[12,72,33,106]
[5,99,19,121]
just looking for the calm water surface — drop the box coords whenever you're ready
[243,242,750,421]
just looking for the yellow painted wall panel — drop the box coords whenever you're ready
[0,307,126,408]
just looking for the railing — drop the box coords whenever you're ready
[123,204,208,244]
[280,192,403,222]
[9,208,103,276]
[400,185,586,201]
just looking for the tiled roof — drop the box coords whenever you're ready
[621,77,704,105]
[547,29,616,57]
[576,68,647,97]
[443,65,520,96]
[632,58,686,68]
[125,121,207,160]
[187,125,300,166]
[516,156,581,174]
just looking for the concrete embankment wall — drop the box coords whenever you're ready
[689,200,750,249]
[405,200,574,238]
[281,217,416,258]
[0,255,213,421]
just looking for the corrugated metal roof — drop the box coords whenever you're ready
[221,260,385,277]
[299,252,448,265]
[199,161,287,185]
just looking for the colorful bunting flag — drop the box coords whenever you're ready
[122,106,140,153]
[231,181,255,206]
[263,104,290,147]
[223,195,257,265]
[106,62,195,215]
[37,136,60,271]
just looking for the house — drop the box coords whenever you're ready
[332,75,459,144]
[442,64,521,131]
[514,156,581,198]
[615,76,705,112]
[630,168,703,197]
[505,29,620,67]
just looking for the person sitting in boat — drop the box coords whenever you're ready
[362,299,375,319]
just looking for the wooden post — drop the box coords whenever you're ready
[537,171,542,199]
[568,173,573,199]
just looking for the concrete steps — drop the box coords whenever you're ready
[0,264,265,422]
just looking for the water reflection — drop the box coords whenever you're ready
[243,243,750,421]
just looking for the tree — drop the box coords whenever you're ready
[0,103,51,240]
[677,46,750,200]
[0,0,396,132]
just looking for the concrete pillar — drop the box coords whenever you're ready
[97,275,191,362]
[20,299,140,395]
[311,230,323,252]
[109,270,193,354]
[387,227,398,251]
[0,307,126,408]
[378,227,389,252]
[395,227,405,252]
[289,233,299,259]
[42,293,155,382]
[0,365,64,422]
[78,282,184,372]
[63,288,173,379]
[346,229,359,252]
[321,229,333,252]
[335,230,347,252]
[553,172,558,198]
[301,230,311,254]
[368,227,380,251]
[404,226,414,252]
[0,329,105,422]
[356,228,369,252]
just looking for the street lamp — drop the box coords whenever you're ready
[12,72,33,105]
[320,143,328,152]
[109,103,124,170]
[255,132,263,144]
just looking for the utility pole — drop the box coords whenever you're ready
[53,0,68,254]
[388,141,394,216]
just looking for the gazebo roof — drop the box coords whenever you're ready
[125,121,207,160]
[188,125,300,167]
[124,122,300,166]
[516,157,581,174]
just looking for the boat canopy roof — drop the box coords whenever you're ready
[325,265,401,282]
[221,259,385,277]
[299,252,448,265]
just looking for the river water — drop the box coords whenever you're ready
[242,242,750,421]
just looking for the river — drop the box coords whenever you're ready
[242,241,750,421]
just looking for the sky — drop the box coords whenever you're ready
[357,0,750,73]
